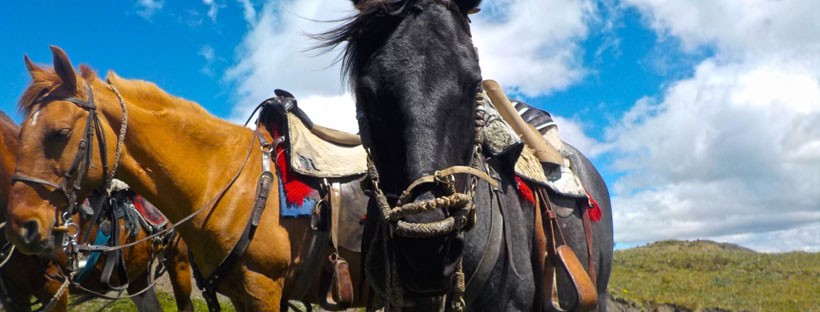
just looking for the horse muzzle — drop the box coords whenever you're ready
[6,218,56,255]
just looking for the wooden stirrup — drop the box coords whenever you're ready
[536,187,598,312]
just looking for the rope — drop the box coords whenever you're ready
[105,83,128,187]
[37,279,69,312]
[0,244,15,268]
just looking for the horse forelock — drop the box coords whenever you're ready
[18,64,97,116]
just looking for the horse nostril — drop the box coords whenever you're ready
[21,220,41,244]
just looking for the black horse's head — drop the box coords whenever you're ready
[320,0,482,297]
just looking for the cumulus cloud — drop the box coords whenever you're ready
[225,0,358,131]
[471,0,596,97]
[225,0,597,132]
[609,0,820,251]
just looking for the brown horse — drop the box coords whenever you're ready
[5,46,367,311]
[0,109,193,311]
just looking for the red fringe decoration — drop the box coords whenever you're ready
[272,128,313,206]
[585,189,602,222]
[514,176,535,204]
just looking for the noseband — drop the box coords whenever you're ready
[11,81,127,250]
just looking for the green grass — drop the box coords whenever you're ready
[608,240,820,312]
[68,292,236,312]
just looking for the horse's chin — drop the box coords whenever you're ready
[395,233,464,296]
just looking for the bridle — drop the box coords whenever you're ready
[356,2,493,306]
[11,80,127,254]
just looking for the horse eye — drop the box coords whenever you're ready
[50,128,72,139]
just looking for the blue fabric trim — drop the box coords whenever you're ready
[74,228,110,283]
[279,177,316,217]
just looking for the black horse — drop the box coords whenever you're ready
[319,0,613,310]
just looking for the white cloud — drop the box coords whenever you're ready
[236,0,257,24]
[225,0,596,134]
[472,0,596,97]
[199,45,216,76]
[608,0,820,252]
[203,0,219,22]
[624,0,820,57]
[225,0,357,129]
[136,0,164,19]
[553,116,612,158]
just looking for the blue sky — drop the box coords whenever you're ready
[2,0,818,252]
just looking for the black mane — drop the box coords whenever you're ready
[314,1,420,89]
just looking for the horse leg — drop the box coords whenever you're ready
[165,237,194,312]
[227,269,284,312]
[127,272,162,312]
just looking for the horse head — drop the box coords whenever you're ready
[6,46,124,255]
[321,0,483,300]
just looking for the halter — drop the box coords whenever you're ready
[11,80,126,254]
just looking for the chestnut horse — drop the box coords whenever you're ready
[0,111,193,311]
[5,46,366,311]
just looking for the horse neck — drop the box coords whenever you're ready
[96,81,254,222]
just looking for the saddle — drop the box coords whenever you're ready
[257,90,366,310]
[483,80,599,311]
[283,98,366,178]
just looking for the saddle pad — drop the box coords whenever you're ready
[131,195,168,228]
[287,114,367,178]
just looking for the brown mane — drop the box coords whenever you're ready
[18,64,97,116]
[18,63,209,118]
[105,72,210,115]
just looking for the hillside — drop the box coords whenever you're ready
[607,239,820,312]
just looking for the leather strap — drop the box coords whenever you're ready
[538,187,598,312]
[319,182,354,310]
[403,166,498,197]
[194,135,276,312]
[464,184,503,307]
[582,209,597,287]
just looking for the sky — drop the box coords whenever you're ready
[1,0,818,252]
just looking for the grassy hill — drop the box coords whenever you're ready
[67,239,818,311]
[607,240,820,312]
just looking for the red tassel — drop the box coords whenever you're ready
[272,127,312,206]
[585,189,602,222]
[514,176,535,204]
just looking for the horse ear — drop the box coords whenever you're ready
[50,45,78,92]
[23,55,43,79]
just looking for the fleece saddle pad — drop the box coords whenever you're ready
[287,113,367,178]
[480,93,588,199]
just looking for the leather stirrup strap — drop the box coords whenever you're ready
[101,217,129,291]
[582,209,597,287]
[532,189,548,311]
[319,182,354,310]
[539,188,598,312]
